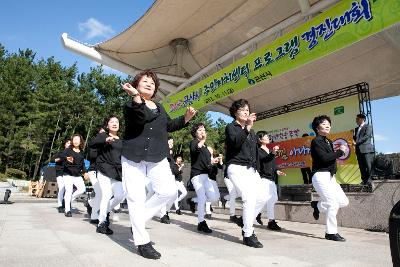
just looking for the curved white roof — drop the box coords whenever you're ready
[63,0,400,114]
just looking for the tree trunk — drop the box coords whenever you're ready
[48,112,61,161]
[33,142,46,179]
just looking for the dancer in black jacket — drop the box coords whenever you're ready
[121,70,196,259]
[90,116,125,235]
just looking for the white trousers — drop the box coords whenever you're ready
[227,164,269,237]
[260,179,278,220]
[312,172,349,234]
[122,157,177,246]
[56,175,65,207]
[191,174,220,223]
[63,175,85,213]
[206,180,220,214]
[173,181,188,210]
[224,177,238,216]
[97,171,125,224]
[87,171,101,220]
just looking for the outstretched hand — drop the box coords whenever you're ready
[184,106,197,124]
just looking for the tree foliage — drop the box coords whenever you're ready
[0,44,228,178]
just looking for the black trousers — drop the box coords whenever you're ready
[300,167,313,184]
[355,148,374,183]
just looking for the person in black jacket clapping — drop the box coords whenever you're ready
[310,115,349,242]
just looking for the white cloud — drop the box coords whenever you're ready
[374,134,389,141]
[78,18,115,40]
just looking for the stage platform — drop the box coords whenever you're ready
[183,179,399,232]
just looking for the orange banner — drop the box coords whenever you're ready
[267,130,355,169]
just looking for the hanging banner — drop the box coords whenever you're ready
[268,130,355,169]
[163,0,400,118]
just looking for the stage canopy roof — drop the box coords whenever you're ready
[62,0,400,115]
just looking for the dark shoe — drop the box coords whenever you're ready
[137,242,161,259]
[256,213,263,225]
[243,234,263,248]
[160,215,170,224]
[267,220,281,231]
[90,219,99,224]
[205,214,212,219]
[187,199,196,213]
[86,204,92,216]
[57,206,64,213]
[235,216,244,228]
[197,220,212,233]
[166,212,170,220]
[176,209,182,215]
[229,215,239,223]
[311,201,320,220]
[325,233,346,242]
[96,222,113,235]
[64,211,72,217]
[210,206,214,212]
[105,212,111,226]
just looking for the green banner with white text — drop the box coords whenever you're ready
[163,0,400,117]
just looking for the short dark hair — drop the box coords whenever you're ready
[63,138,71,147]
[312,115,331,134]
[191,122,205,138]
[71,134,85,150]
[173,154,183,161]
[130,69,160,98]
[356,113,366,120]
[256,131,268,146]
[229,99,250,118]
[102,115,119,131]
[302,133,309,137]
[256,131,268,140]
[167,135,173,141]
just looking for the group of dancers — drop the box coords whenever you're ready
[52,70,349,260]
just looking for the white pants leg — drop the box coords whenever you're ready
[260,179,278,220]
[122,157,177,246]
[224,177,238,216]
[63,176,85,212]
[97,171,125,223]
[227,165,269,237]
[191,174,220,223]
[312,172,349,234]
[88,171,101,220]
[56,175,65,207]
[206,179,220,214]
[205,202,211,214]
[145,177,154,201]
[173,181,187,210]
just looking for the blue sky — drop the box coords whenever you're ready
[1,0,398,154]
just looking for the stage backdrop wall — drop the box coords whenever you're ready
[253,95,362,185]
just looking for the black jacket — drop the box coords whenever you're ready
[209,163,223,181]
[258,147,277,181]
[190,139,212,178]
[87,147,98,172]
[123,100,187,163]
[170,162,183,182]
[50,150,66,177]
[225,121,258,170]
[89,132,123,181]
[311,135,344,176]
[60,148,87,177]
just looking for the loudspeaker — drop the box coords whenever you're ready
[373,155,394,177]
